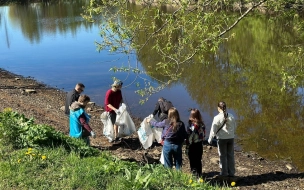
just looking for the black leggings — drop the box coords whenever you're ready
[188,141,203,177]
[109,112,117,125]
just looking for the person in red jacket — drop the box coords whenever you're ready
[104,80,123,142]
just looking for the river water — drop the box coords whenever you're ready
[0,1,303,171]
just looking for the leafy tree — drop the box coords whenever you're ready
[82,0,304,102]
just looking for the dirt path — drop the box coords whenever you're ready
[0,68,303,189]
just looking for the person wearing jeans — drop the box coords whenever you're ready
[147,107,187,170]
[162,140,183,169]
[208,101,237,178]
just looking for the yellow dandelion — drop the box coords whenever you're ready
[25,152,30,155]
[189,179,193,184]
[3,107,12,112]
[28,148,32,151]
[231,181,236,186]
[199,178,204,183]
[18,159,21,163]
[41,155,47,160]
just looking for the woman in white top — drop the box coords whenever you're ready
[208,101,237,177]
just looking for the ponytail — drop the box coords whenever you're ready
[218,101,228,120]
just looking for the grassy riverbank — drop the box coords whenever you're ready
[0,109,227,189]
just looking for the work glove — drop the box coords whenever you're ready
[90,131,96,138]
[115,110,121,115]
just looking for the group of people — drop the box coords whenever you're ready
[64,80,237,179]
[148,99,237,179]
[64,80,123,144]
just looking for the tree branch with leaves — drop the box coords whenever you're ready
[82,0,304,103]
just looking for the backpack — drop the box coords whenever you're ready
[159,99,174,113]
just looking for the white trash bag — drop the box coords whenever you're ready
[138,116,154,149]
[100,111,114,141]
[151,125,163,143]
[160,149,165,165]
[137,115,160,149]
[115,103,136,137]
[146,114,163,143]
[115,103,127,126]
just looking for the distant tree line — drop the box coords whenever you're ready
[0,0,59,6]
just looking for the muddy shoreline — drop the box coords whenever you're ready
[0,68,303,189]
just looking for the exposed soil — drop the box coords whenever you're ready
[0,68,303,189]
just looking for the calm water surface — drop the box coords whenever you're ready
[0,1,303,171]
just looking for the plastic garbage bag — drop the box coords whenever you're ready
[115,103,127,126]
[100,111,114,141]
[145,114,163,143]
[152,127,163,143]
[138,114,161,149]
[138,116,154,149]
[160,149,164,165]
[115,103,136,137]
[150,120,163,143]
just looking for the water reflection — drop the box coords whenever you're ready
[130,4,304,171]
[0,1,303,171]
[6,0,94,43]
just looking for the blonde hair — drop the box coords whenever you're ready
[168,107,181,132]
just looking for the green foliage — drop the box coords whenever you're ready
[0,109,228,189]
[81,0,304,171]
[107,163,223,190]
[82,0,304,102]
[0,145,227,190]
[110,168,152,189]
[0,108,99,157]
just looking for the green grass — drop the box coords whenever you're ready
[0,108,229,189]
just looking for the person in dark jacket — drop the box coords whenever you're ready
[65,83,85,116]
[186,108,206,178]
[152,97,171,121]
[147,107,187,170]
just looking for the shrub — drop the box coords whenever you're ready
[0,109,99,157]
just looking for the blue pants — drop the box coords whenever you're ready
[163,141,183,170]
